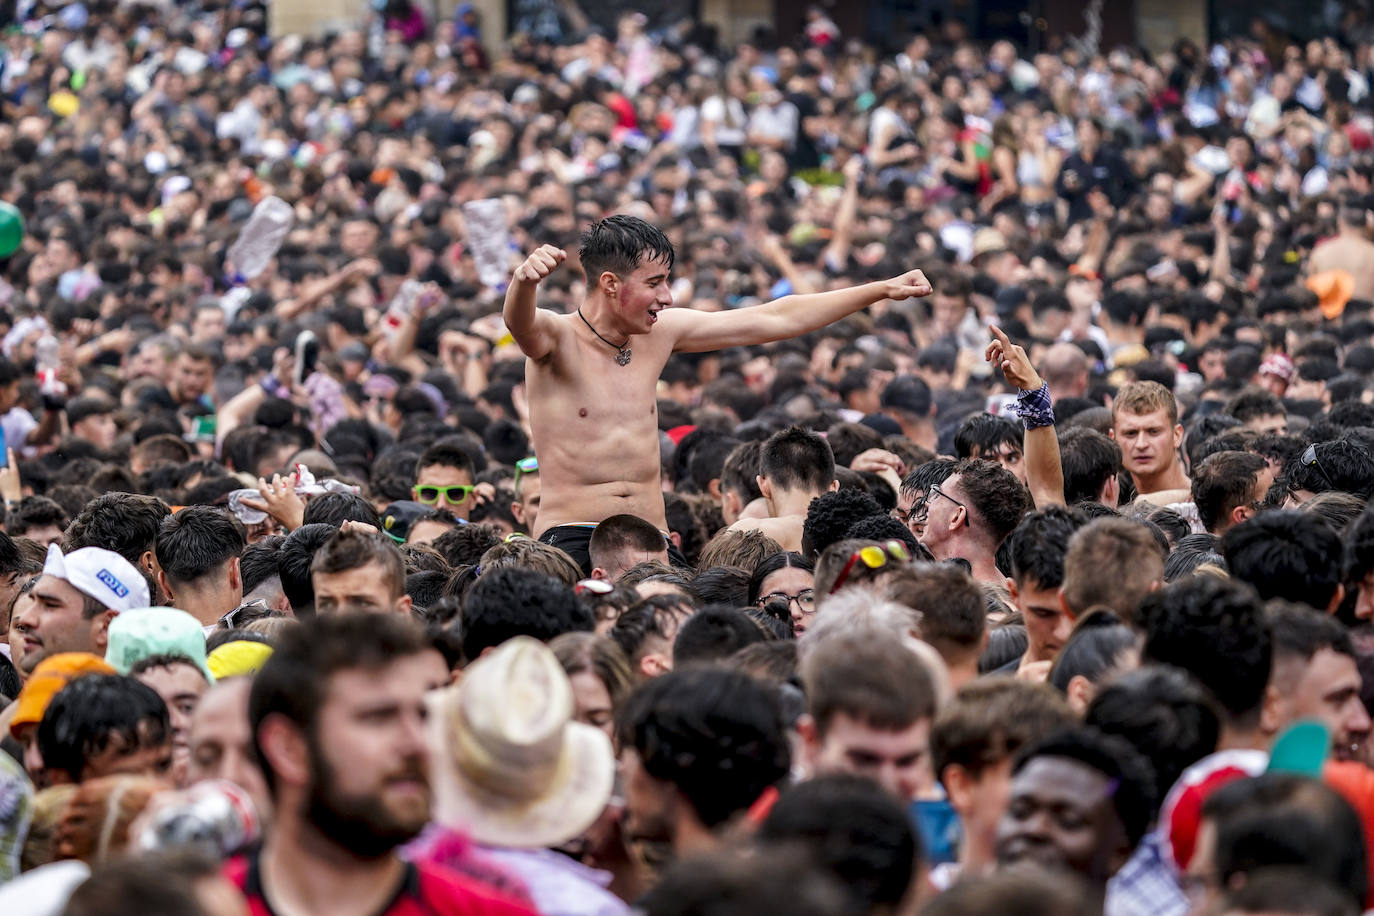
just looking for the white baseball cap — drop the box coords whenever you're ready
[43,544,150,614]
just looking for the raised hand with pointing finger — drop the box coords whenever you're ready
[986,325,1064,508]
[986,325,1043,391]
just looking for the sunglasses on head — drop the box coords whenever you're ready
[413,484,475,506]
[514,456,538,487]
[1301,443,1335,489]
[830,540,913,594]
[219,598,272,630]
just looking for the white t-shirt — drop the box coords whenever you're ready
[3,407,37,456]
[748,102,799,148]
[700,95,747,147]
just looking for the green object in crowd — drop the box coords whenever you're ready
[0,202,23,258]
[1267,719,1330,778]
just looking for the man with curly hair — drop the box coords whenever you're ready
[919,460,1030,585]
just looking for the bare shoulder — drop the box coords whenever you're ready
[525,310,575,368]
[729,516,794,539]
[728,517,765,534]
[654,305,711,337]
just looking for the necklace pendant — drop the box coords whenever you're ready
[615,348,632,366]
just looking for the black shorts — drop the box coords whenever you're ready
[538,524,690,578]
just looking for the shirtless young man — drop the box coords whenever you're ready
[504,216,931,572]
[726,425,837,552]
[1309,201,1374,301]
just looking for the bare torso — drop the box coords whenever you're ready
[1311,235,1374,300]
[728,515,805,552]
[527,312,675,536]
[509,236,931,538]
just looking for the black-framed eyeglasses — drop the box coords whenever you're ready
[1301,443,1335,489]
[757,589,816,612]
[916,484,967,527]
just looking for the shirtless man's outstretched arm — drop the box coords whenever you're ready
[657,269,933,353]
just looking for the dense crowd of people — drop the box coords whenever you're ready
[3,0,1374,913]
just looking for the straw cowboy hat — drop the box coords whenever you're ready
[427,636,614,849]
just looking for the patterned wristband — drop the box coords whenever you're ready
[1012,382,1055,430]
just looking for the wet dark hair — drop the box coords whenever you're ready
[38,674,171,783]
[1284,438,1374,501]
[899,458,957,502]
[240,536,284,594]
[579,215,675,283]
[1007,506,1088,589]
[277,523,338,616]
[954,414,1023,461]
[1058,428,1121,506]
[1221,510,1343,611]
[301,492,383,529]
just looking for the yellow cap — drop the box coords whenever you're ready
[206,641,274,680]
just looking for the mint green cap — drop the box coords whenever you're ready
[105,607,215,685]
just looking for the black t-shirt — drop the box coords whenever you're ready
[786,92,821,171]
[1056,147,1135,222]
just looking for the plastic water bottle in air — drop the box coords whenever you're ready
[225,195,294,284]
[35,333,65,402]
[383,278,424,334]
[35,334,59,376]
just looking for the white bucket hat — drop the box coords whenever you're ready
[427,636,614,849]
